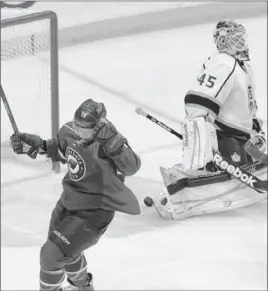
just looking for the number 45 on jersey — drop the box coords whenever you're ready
[197,73,217,88]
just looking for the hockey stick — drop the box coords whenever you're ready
[0,84,38,159]
[212,153,267,194]
[135,107,183,139]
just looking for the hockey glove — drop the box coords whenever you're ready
[95,119,125,156]
[10,134,24,154]
[251,130,266,153]
[10,132,45,159]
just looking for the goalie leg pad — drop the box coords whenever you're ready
[181,117,218,170]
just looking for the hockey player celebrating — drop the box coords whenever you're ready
[10,99,141,291]
[155,19,267,219]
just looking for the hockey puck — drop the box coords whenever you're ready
[144,196,154,207]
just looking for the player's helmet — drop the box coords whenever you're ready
[73,99,106,139]
[73,99,106,128]
[213,19,249,61]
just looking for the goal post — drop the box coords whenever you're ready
[1,10,60,172]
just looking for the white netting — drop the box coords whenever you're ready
[1,8,52,146]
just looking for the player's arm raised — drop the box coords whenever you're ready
[10,128,67,164]
[95,119,141,176]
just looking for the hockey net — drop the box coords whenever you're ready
[1,9,59,174]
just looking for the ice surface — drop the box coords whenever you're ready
[1,16,267,290]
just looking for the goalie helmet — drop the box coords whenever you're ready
[213,19,250,61]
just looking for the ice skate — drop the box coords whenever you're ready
[60,273,94,291]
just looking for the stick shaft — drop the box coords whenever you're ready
[0,84,38,159]
[136,107,182,139]
[0,84,19,133]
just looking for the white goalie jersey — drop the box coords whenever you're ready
[185,52,258,138]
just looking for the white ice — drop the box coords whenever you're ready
[1,17,267,290]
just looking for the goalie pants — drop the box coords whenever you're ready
[217,131,253,166]
[39,199,114,291]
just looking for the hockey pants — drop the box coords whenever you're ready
[217,131,253,166]
[39,200,114,291]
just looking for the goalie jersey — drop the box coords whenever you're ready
[185,52,258,139]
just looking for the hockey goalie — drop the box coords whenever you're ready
[150,19,267,220]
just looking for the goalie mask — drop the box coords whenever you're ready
[213,19,250,61]
[73,99,106,140]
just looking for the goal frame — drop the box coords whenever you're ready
[1,10,60,172]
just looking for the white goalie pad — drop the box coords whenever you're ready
[154,163,267,220]
[181,117,218,170]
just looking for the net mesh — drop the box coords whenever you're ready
[1,9,52,145]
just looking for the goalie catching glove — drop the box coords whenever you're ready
[251,117,266,153]
[250,130,266,153]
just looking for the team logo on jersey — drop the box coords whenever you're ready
[66,147,86,181]
[231,152,241,163]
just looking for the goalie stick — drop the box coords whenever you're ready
[0,84,38,159]
[135,107,267,194]
[135,107,182,139]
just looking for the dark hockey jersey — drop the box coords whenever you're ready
[48,121,141,215]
